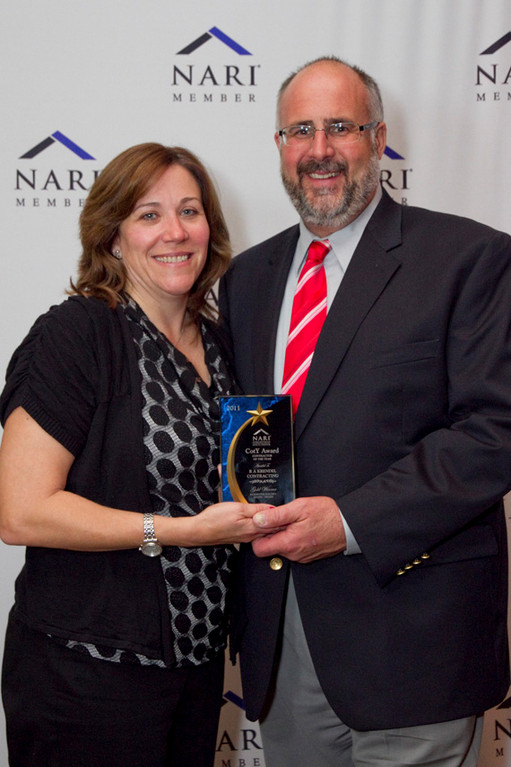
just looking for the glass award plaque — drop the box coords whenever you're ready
[220,395,295,505]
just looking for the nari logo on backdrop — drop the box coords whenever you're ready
[380,145,413,205]
[475,31,511,103]
[15,131,100,209]
[171,26,259,104]
[489,695,511,759]
[216,690,263,767]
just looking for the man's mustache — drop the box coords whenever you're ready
[297,159,348,177]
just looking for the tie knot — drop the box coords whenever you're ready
[306,239,331,265]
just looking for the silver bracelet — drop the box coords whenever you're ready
[139,512,162,557]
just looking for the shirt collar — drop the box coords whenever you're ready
[294,184,383,275]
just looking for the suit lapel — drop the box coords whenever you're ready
[250,226,299,392]
[295,192,403,440]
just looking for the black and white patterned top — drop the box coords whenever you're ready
[59,299,237,668]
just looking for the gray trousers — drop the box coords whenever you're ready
[259,578,483,767]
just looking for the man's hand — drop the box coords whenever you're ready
[251,497,347,563]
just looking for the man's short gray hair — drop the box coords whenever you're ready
[276,56,384,127]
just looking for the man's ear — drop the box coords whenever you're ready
[375,122,387,160]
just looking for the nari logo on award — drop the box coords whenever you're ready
[15,131,100,210]
[475,31,511,103]
[252,428,271,447]
[171,26,259,104]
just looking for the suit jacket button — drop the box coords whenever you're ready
[270,557,283,571]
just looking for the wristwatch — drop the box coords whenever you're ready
[139,512,162,557]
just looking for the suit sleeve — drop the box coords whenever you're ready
[340,229,511,585]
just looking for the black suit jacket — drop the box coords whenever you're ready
[219,190,511,730]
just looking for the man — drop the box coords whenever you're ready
[219,56,511,767]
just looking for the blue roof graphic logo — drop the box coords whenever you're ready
[480,32,511,55]
[222,690,245,710]
[177,27,251,55]
[20,132,95,160]
[384,146,405,160]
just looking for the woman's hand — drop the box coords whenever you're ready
[181,502,281,547]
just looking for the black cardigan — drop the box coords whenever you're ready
[0,295,231,665]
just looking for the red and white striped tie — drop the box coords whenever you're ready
[282,239,331,417]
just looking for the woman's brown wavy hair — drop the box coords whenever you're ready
[70,143,231,321]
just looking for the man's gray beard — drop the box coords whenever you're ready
[281,150,380,231]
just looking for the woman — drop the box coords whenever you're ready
[0,143,275,767]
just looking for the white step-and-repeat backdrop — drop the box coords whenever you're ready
[1,1,510,764]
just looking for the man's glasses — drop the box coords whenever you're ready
[278,120,379,146]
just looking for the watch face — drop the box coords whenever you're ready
[141,540,163,557]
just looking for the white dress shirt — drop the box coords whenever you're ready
[273,185,382,554]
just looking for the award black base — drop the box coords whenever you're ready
[220,395,295,505]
